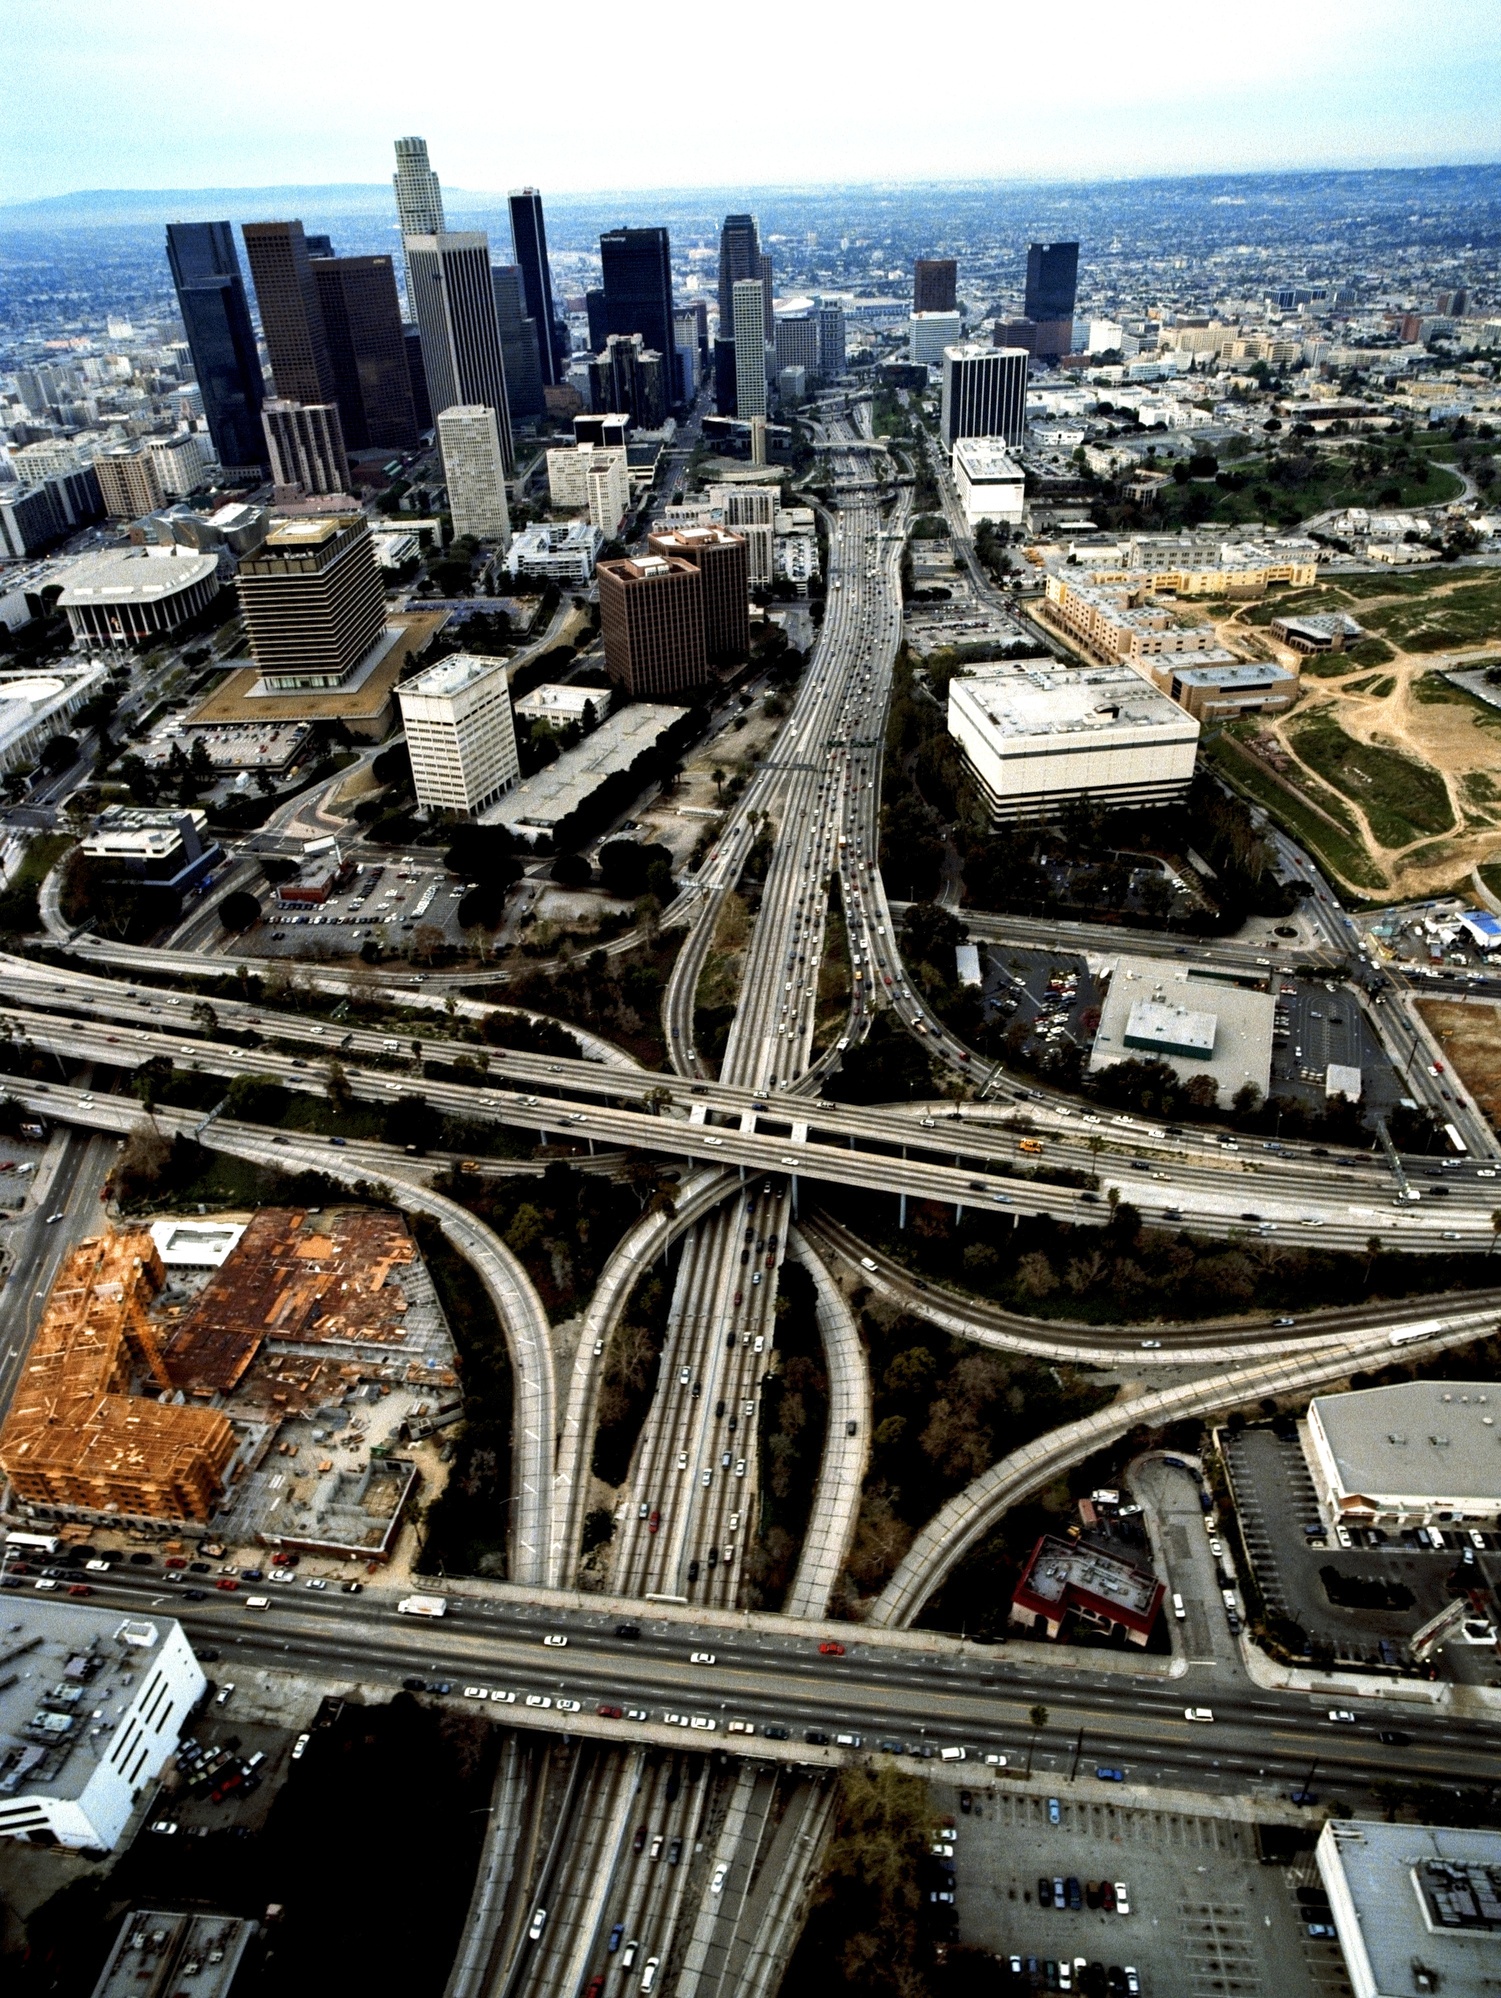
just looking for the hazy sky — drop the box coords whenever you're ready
[2,0,1498,206]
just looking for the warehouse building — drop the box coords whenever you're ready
[1317,1819,1501,1998]
[947,660,1200,824]
[1088,956,1275,1106]
[1305,1381,1501,1530]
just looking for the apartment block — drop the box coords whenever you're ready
[437,402,512,546]
[94,445,165,520]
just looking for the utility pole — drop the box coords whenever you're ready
[1069,1728,1084,1782]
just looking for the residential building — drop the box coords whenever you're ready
[261,400,351,499]
[599,227,677,403]
[1305,1382,1501,1530]
[914,257,958,314]
[774,314,820,378]
[941,345,1028,447]
[81,806,221,894]
[546,441,629,514]
[648,526,749,664]
[404,233,514,474]
[56,547,221,645]
[732,279,769,420]
[164,220,268,473]
[235,515,388,691]
[8,439,84,486]
[1316,1819,1501,1998]
[0,1600,205,1850]
[508,188,565,386]
[911,310,962,368]
[491,265,544,421]
[398,650,519,817]
[951,438,1026,527]
[309,253,418,449]
[708,482,777,585]
[0,471,104,558]
[947,659,1200,824]
[1010,1534,1164,1645]
[598,553,707,696]
[438,403,512,546]
[94,444,165,520]
[145,432,208,499]
[507,519,602,583]
[1024,240,1080,358]
[816,298,846,378]
[241,220,337,406]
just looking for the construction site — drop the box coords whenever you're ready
[0,1207,458,1558]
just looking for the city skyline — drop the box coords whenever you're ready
[2,1,1499,207]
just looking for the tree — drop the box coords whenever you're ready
[191,1001,218,1037]
[219,890,261,932]
[551,852,591,888]
[38,733,78,775]
[325,1059,352,1112]
[711,767,726,803]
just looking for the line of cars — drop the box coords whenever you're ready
[1038,1875,1131,1917]
[1007,1958,1139,1996]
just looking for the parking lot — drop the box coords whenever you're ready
[983,947,1105,1062]
[945,1783,1345,1998]
[244,860,476,959]
[1267,975,1402,1120]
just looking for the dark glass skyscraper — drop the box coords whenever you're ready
[1024,241,1079,358]
[242,220,338,405]
[311,254,418,451]
[165,221,268,473]
[914,258,958,313]
[599,227,677,405]
[508,189,565,387]
[491,265,544,420]
[717,213,760,331]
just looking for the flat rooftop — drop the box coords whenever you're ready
[1311,1382,1501,1506]
[90,1909,259,1998]
[0,1602,179,1809]
[950,661,1193,743]
[1320,1819,1501,1998]
[488,701,687,832]
[1017,1534,1161,1620]
[1168,661,1294,688]
[1089,955,1273,1106]
[400,650,509,701]
[186,610,445,730]
[952,439,1025,478]
[262,517,352,549]
[55,548,219,606]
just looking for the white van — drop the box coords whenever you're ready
[939,1745,967,1762]
[1172,1592,1186,1620]
[640,1959,661,1994]
[245,1595,271,1610]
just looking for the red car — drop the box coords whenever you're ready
[165,1556,187,1569]
[648,1510,660,1536]
[215,1577,239,1592]
[818,1641,846,1656]
[67,1583,92,1597]
[598,1704,624,1719]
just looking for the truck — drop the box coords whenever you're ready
[396,1593,448,1619]
[1018,1138,1044,1156]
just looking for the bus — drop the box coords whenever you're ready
[1443,1123,1468,1155]
[5,1532,61,1557]
[396,1594,448,1619]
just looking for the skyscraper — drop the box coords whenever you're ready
[718,214,761,334]
[940,345,1029,447]
[1024,242,1080,359]
[508,188,564,387]
[914,258,958,313]
[599,228,677,404]
[261,400,351,498]
[437,404,512,547]
[590,334,666,431]
[310,254,418,450]
[393,137,445,241]
[674,308,700,402]
[648,527,749,665]
[399,652,519,818]
[732,280,768,421]
[404,233,515,475]
[241,221,337,406]
[598,554,707,697]
[758,251,775,344]
[816,298,846,379]
[491,265,544,421]
[236,516,388,692]
[585,289,609,354]
[165,221,268,473]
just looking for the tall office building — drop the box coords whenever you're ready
[310,253,418,450]
[648,527,749,665]
[585,288,609,354]
[599,228,677,404]
[491,265,544,420]
[437,404,512,547]
[508,189,564,387]
[236,515,388,691]
[910,310,961,366]
[758,253,775,343]
[940,344,1029,447]
[714,338,736,417]
[404,325,432,430]
[304,233,335,260]
[164,221,268,473]
[732,280,769,421]
[774,314,820,377]
[598,553,706,697]
[914,258,958,313]
[1024,241,1080,359]
[261,399,351,498]
[718,214,761,333]
[816,298,846,378]
[404,233,514,475]
[707,483,776,586]
[399,651,519,818]
[590,333,667,431]
[241,221,337,406]
[674,308,700,401]
[393,137,445,241]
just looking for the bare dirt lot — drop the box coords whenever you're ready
[1416,997,1501,1123]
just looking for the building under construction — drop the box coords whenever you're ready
[0,1209,456,1545]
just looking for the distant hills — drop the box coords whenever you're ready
[0,184,500,228]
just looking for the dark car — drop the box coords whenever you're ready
[402,1676,425,1691]
[1066,1877,1082,1911]
[1378,1729,1411,1747]
[805,1729,830,1745]
[765,1725,790,1740]
[1038,1877,1054,1908]
[615,1623,642,1640]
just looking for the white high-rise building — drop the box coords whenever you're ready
[146,431,209,498]
[707,482,777,585]
[586,455,630,536]
[398,651,520,818]
[909,311,961,367]
[392,137,445,241]
[547,442,628,526]
[940,344,1029,447]
[732,279,769,420]
[437,404,512,547]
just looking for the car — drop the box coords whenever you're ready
[1066,1877,1082,1911]
[1307,1923,1336,1939]
[1124,1972,1139,1996]
[609,1922,626,1953]
[765,1725,790,1740]
[291,1732,310,1761]
[1378,1729,1411,1747]
[1048,1797,1061,1825]
[690,1651,717,1665]
[1053,1876,1066,1908]
[1114,1882,1130,1916]
[616,1622,641,1640]
[343,1580,363,1594]
[215,1577,239,1591]
[528,1908,547,1942]
[1096,1766,1124,1782]
[215,1683,236,1706]
[184,1587,206,1601]
[1184,1708,1214,1722]
[818,1641,846,1655]
[1328,1709,1357,1724]
[598,1704,624,1719]
[525,1694,552,1709]
[543,1633,569,1648]
[149,1819,179,1835]
[805,1729,830,1745]
[1038,1877,1054,1907]
[711,1862,729,1895]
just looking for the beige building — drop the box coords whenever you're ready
[547,442,627,514]
[94,444,165,520]
[146,431,209,498]
[437,403,511,547]
[399,650,519,818]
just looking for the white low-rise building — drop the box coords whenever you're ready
[1087,955,1274,1106]
[1318,1819,1501,1998]
[951,438,1026,527]
[514,682,612,725]
[1305,1381,1501,1530]
[507,520,603,584]
[947,660,1199,824]
[0,1601,205,1851]
[0,660,110,774]
[398,650,519,819]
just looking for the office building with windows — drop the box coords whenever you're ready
[404,233,514,475]
[599,227,677,403]
[235,515,389,691]
[589,333,667,431]
[165,221,268,473]
[241,221,338,407]
[718,214,762,334]
[648,526,749,664]
[914,258,958,313]
[951,438,1026,527]
[940,344,1029,447]
[261,400,351,498]
[910,310,961,367]
[598,553,707,697]
[774,314,820,379]
[732,280,769,421]
[145,433,209,500]
[437,404,512,546]
[399,651,519,818]
[1024,241,1080,359]
[393,136,444,240]
[309,252,418,450]
[817,299,846,378]
[707,482,777,586]
[491,265,544,421]
[508,188,564,387]
[94,445,166,520]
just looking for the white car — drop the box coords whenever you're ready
[557,1699,581,1712]
[543,1633,569,1648]
[711,1862,728,1894]
[1115,1882,1131,1917]
[690,1651,717,1665]
[291,1733,311,1760]
[1184,1707,1214,1722]
[525,1694,552,1708]
[1328,1709,1357,1723]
